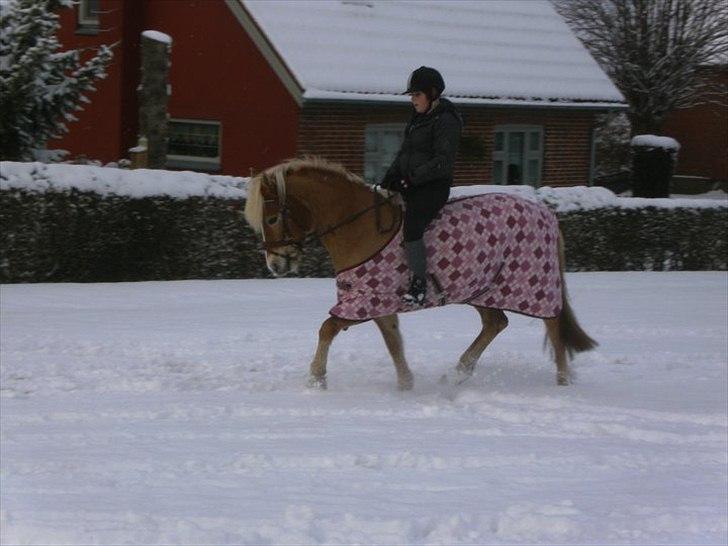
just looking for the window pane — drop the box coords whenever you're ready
[507,132,524,184]
[364,125,404,184]
[492,160,504,184]
[527,159,540,185]
[529,131,541,152]
[365,130,377,153]
[81,0,100,20]
[169,121,219,158]
[494,132,504,152]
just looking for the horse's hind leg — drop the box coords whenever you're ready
[452,307,508,379]
[308,316,353,390]
[544,317,571,386]
[373,314,413,391]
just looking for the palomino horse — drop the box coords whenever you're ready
[244,157,597,390]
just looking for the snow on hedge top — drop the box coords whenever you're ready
[631,135,681,151]
[450,184,727,211]
[2,161,725,211]
[0,162,247,200]
[241,0,625,106]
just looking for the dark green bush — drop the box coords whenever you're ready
[559,206,727,271]
[0,188,725,283]
[0,188,333,283]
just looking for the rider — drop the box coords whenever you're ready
[380,66,463,305]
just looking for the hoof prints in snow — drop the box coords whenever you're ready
[1,273,726,544]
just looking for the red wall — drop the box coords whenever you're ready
[662,67,728,182]
[56,0,129,162]
[55,0,299,176]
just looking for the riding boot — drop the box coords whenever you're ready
[403,239,427,305]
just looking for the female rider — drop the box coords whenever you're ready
[380,66,463,304]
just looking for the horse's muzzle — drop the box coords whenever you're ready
[265,249,300,277]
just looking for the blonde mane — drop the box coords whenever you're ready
[244,156,372,233]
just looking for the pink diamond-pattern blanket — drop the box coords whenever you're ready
[329,193,562,321]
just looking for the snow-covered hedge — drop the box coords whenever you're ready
[1,162,726,282]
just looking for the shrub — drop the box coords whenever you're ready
[1,163,725,283]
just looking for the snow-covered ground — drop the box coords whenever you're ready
[1,273,726,544]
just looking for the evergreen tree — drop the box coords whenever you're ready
[0,0,113,160]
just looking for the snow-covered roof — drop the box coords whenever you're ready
[237,0,626,108]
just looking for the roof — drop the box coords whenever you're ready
[236,0,626,108]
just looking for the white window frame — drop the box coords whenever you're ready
[364,123,406,184]
[492,125,544,187]
[167,119,222,172]
[77,0,100,28]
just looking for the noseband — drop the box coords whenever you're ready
[259,169,398,254]
[261,169,307,254]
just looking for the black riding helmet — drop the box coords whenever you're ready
[405,66,445,98]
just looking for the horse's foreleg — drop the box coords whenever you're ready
[308,316,351,390]
[373,314,413,391]
[454,307,509,379]
[544,317,571,385]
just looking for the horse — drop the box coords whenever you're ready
[244,157,597,390]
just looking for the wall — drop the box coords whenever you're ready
[55,0,130,162]
[55,0,299,175]
[298,102,597,186]
[662,67,728,182]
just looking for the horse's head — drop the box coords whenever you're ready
[244,169,313,277]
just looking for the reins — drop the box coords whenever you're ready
[261,174,398,253]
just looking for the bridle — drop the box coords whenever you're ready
[259,170,398,255]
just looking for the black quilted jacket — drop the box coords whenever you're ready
[381,98,463,190]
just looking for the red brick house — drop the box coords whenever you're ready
[55,0,626,187]
[661,64,728,185]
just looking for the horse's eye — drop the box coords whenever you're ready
[266,216,278,226]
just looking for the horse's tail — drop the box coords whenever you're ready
[556,231,598,357]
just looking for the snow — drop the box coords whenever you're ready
[142,30,172,45]
[1,273,727,544]
[0,161,247,200]
[241,0,625,106]
[450,184,727,212]
[631,135,681,151]
[3,161,726,213]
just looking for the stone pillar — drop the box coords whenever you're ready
[138,30,172,169]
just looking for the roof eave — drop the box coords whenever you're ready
[302,91,629,111]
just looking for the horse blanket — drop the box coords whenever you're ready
[329,193,562,321]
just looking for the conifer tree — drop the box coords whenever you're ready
[0,0,113,160]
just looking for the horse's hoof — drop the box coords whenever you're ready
[439,368,472,387]
[308,375,327,390]
[398,374,414,391]
[557,375,571,386]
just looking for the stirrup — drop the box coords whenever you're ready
[403,276,427,305]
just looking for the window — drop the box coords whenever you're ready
[77,0,100,31]
[167,119,222,172]
[364,124,405,184]
[492,126,543,186]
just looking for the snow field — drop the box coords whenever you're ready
[1,273,726,544]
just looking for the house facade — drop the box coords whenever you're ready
[661,65,728,185]
[55,0,626,187]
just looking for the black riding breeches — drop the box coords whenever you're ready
[403,184,450,242]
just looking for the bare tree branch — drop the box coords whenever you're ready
[553,0,728,133]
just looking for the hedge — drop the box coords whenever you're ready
[1,187,725,283]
